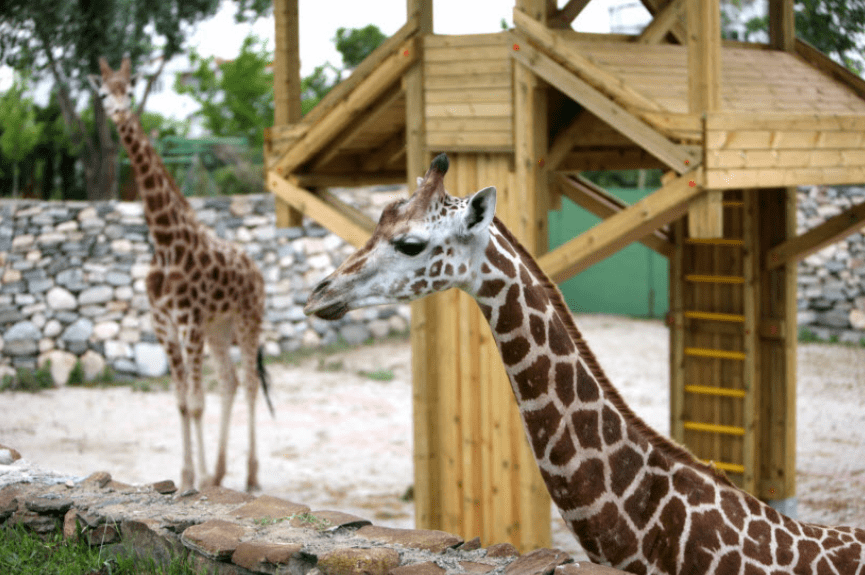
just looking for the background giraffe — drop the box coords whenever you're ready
[90,57,273,492]
[306,154,865,574]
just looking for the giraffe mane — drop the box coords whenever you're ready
[490,216,736,488]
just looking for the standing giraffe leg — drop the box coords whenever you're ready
[182,327,209,488]
[208,320,239,487]
[240,338,262,491]
[163,337,195,492]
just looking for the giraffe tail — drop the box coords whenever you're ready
[257,347,275,417]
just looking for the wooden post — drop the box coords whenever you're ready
[686,0,722,239]
[272,0,303,227]
[769,0,796,52]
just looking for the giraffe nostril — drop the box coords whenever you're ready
[312,279,331,296]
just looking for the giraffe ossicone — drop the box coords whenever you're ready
[306,154,865,574]
[92,57,273,493]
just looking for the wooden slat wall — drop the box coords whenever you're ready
[705,113,865,188]
[412,152,551,551]
[424,34,514,152]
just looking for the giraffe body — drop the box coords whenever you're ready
[306,154,865,574]
[92,58,272,492]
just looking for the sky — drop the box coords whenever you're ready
[0,0,651,122]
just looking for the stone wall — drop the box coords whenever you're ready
[0,191,410,383]
[796,185,865,342]
[0,453,625,575]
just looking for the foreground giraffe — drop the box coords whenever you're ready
[306,154,865,574]
[90,57,273,492]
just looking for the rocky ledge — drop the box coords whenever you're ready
[0,457,624,575]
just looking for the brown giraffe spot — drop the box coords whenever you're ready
[495,284,523,333]
[548,432,575,468]
[609,445,643,496]
[215,251,226,266]
[641,524,666,568]
[173,244,185,262]
[743,520,772,565]
[499,238,516,257]
[823,535,844,550]
[815,557,834,575]
[429,260,443,277]
[554,363,574,406]
[478,279,505,298]
[621,562,646,575]
[571,409,601,450]
[481,263,491,274]
[744,495,763,517]
[500,336,530,366]
[828,543,862,572]
[485,241,516,278]
[523,286,548,313]
[147,270,165,298]
[189,286,198,300]
[623,472,669,529]
[672,467,715,506]
[199,252,211,267]
[479,303,492,321]
[576,361,599,402]
[529,315,546,346]
[210,267,221,282]
[458,264,467,275]
[431,246,444,257]
[184,252,196,272]
[682,509,732,573]
[720,490,747,531]
[444,263,453,276]
[795,541,820,575]
[154,230,172,246]
[601,405,622,445]
[178,297,191,309]
[130,140,140,154]
[544,458,605,511]
[592,501,639,565]
[774,528,794,566]
[657,498,686,569]
[432,280,448,290]
[715,552,741,575]
[646,448,671,472]
[514,355,551,402]
[522,401,562,460]
[213,289,224,300]
[548,313,575,356]
[519,265,533,286]
[145,191,161,210]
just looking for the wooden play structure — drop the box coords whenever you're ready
[265,0,865,551]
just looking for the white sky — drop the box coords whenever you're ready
[0,0,647,122]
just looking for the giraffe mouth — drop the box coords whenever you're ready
[308,301,349,321]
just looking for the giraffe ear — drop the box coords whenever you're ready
[463,186,496,233]
[417,176,424,187]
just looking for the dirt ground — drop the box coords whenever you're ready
[2,314,864,559]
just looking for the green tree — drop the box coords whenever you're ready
[0,0,270,200]
[175,35,273,149]
[0,76,44,195]
[334,25,388,69]
[722,0,865,73]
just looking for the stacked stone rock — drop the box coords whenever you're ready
[0,191,409,383]
[0,457,626,575]
[796,185,865,342]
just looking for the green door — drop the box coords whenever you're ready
[548,187,669,318]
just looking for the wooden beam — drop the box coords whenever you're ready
[513,9,665,114]
[549,0,591,28]
[538,168,704,282]
[362,132,406,172]
[769,0,795,52]
[686,0,721,113]
[547,111,594,169]
[311,84,403,170]
[638,0,685,44]
[555,174,674,257]
[267,171,375,248]
[687,189,723,238]
[557,148,668,171]
[271,0,302,227]
[292,172,406,188]
[639,0,687,44]
[274,38,419,174]
[767,199,865,269]
[509,37,699,173]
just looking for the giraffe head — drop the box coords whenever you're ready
[305,154,496,320]
[88,56,136,125]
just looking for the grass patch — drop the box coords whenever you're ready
[0,523,193,574]
[798,327,865,347]
[0,362,54,393]
[359,369,395,382]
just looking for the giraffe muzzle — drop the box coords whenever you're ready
[304,280,349,320]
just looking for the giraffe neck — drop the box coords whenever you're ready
[474,218,737,569]
[115,114,197,264]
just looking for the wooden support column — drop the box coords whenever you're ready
[686,0,722,238]
[769,0,796,52]
[272,0,303,228]
[755,187,798,506]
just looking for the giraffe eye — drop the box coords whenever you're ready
[393,238,426,257]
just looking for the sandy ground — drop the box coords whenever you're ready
[2,314,865,559]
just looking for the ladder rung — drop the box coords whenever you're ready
[684,421,745,436]
[685,347,747,360]
[685,385,747,398]
[685,238,744,246]
[684,311,745,323]
[685,274,745,284]
[702,460,746,474]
